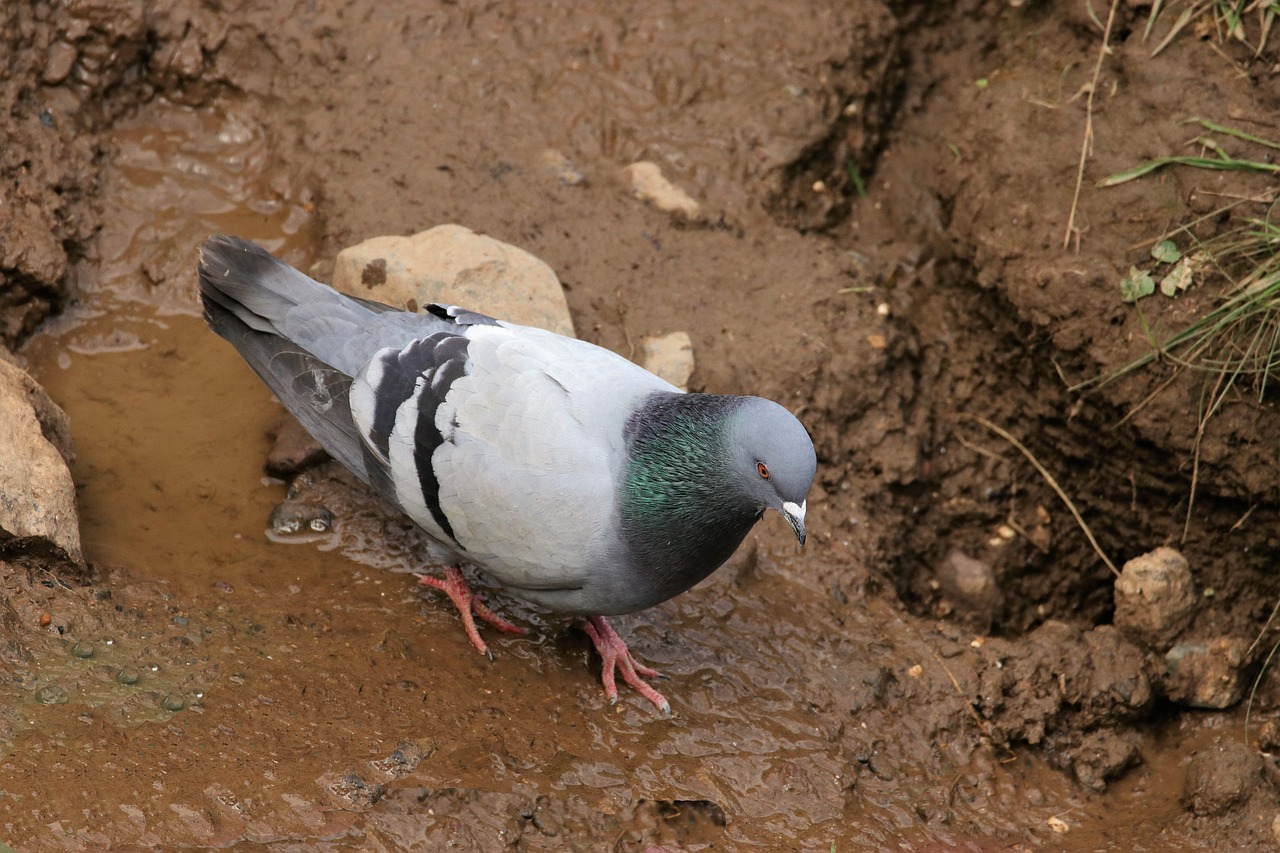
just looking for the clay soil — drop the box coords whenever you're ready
[4,0,1280,850]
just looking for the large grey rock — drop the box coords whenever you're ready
[1114,546,1196,649]
[0,356,80,563]
[331,225,574,337]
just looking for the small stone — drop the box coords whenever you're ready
[35,685,69,705]
[1114,546,1196,649]
[640,332,694,390]
[936,548,1003,631]
[161,694,186,712]
[1162,637,1249,709]
[539,150,586,186]
[332,225,575,337]
[265,414,327,477]
[117,668,140,685]
[622,161,702,220]
[43,41,77,84]
[70,641,94,659]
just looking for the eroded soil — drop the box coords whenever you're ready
[4,0,1280,849]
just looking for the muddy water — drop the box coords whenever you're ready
[4,98,1229,851]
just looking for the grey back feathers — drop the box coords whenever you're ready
[198,235,817,617]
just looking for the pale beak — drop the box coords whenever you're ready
[781,500,807,546]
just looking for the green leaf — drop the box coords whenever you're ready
[1160,260,1193,295]
[1151,240,1181,264]
[1121,267,1156,302]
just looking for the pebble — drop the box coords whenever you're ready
[43,41,77,84]
[622,161,702,220]
[35,685,69,705]
[264,414,327,477]
[936,548,1003,630]
[640,331,694,390]
[539,149,587,186]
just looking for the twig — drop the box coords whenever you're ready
[1229,504,1258,533]
[957,414,1120,577]
[1063,0,1121,251]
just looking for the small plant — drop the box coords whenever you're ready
[1119,241,1196,303]
[1079,199,1280,537]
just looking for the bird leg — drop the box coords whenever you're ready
[415,566,527,659]
[581,615,670,715]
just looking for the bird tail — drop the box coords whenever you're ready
[197,235,375,484]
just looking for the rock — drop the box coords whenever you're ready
[1161,637,1250,709]
[936,547,1003,630]
[641,331,694,390]
[622,161,702,220]
[0,357,80,563]
[1113,546,1196,648]
[264,414,327,478]
[331,225,575,337]
[1184,740,1262,816]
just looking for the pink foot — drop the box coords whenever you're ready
[582,615,670,715]
[415,567,527,659]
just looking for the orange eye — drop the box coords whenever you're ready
[757,462,770,479]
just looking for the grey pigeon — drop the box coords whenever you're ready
[197,235,816,713]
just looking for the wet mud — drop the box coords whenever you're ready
[4,0,1280,850]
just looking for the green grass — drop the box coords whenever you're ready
[1075,200,1280,538]
[1145,0,1280,56]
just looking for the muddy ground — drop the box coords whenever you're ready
[3,0,1280,849]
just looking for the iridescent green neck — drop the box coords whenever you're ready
[618,394,761,604]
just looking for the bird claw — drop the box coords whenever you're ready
[582,615,671,715]
[415,567,527,658]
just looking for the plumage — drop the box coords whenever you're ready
[198,234,817,713]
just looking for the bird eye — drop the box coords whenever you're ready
[757,462,770,479]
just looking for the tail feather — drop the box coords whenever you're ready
[198,235,383,484]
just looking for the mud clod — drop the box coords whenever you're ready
[1184,740,1263,817]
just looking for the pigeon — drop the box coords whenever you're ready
[197,235,816,713]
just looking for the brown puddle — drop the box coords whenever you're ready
[1,96,1244,852]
